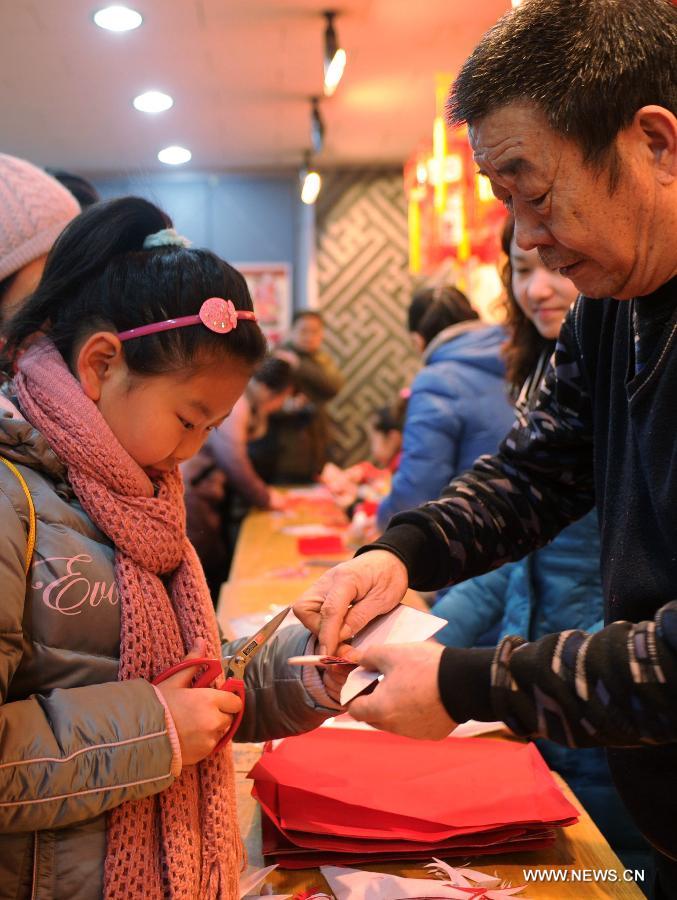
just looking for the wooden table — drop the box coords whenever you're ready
[217,494,426,634]
[220,499,647,899]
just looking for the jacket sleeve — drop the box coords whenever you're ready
[223,626,338,742]
[366,306,596,590]
[294,352,344,401]
[210,401,270,508]
[0,490,175,834]
[439,600,677,748]
[377,380,461,531]
[431,564,513,648]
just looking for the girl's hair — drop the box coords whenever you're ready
[499,216,551,396]
[252,356,292,393]
[372,396,408,434]
[407,285,478,348]
[0,196,267,376]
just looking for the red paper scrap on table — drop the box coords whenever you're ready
[248,728,578,869]
[297,535,345,556]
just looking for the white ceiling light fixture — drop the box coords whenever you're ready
[133,91,174,114]
[300,152,321,205]
[93,5,143,32]
[158,145,192,166]
[323,11,347,97]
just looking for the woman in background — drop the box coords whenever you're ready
[377,285,513,532]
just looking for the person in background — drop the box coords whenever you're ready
[367,396,407,474]
[293,0,677,892]
[0,153,79,325]
[376,285,514,532]
[272,310,344,482]
[0,196,340,898]
[48,169,101,209]
[209,355,293,512]
[431,215,649,871]
[321,395,408,517]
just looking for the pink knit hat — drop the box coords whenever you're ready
[0,153,81,283]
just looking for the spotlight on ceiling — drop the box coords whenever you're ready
[133,90,174,113]
[310,97,325,155]
[300,152,321,205]
[93,5,143,32]
[158,145,192,166]
[323,11,346,96]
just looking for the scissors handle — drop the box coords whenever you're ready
[152,657,223,687]
[213,677,246,751]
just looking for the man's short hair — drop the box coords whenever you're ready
[448,0,677,165]
[292,309,323,326]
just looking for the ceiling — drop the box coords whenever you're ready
[1,0,511,175]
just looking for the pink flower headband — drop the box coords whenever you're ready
[117,297,257,342]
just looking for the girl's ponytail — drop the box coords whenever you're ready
[1,196,265,376]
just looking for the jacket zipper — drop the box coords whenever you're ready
[31,831,39,900]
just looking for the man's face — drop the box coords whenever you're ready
[470,102,657,299]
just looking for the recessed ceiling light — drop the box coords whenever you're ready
[93,6,143,32]
[133,91,174,114]
[158,145,192,166]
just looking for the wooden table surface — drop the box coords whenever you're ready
[219,498,647,899]
[217,494,426,632]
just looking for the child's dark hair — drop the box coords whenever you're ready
[408,285,478,348]
[372,396,408,434]
[0,196,267,376]
[252,356,292,394]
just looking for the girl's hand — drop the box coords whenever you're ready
[156,640,243,765]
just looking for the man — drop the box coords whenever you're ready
[273,310,344,482]
[293,0,677,893]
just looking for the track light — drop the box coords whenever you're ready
[310,97,324,155]
[300,152,321,205]
[323,11,346,96]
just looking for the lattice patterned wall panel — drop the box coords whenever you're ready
[317,170,418,466]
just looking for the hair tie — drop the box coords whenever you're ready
[142,227,191,250]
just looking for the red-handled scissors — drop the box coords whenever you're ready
[153,606,291,753]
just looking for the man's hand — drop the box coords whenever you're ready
[347,642,456,740]
[293,550,408,655]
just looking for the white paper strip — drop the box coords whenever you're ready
[340,605,447,705]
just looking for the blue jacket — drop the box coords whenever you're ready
[431,509,604,647]
[377,322,513,530]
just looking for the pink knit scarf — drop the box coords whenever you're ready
[15,341,243,900]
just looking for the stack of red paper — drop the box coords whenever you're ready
[248,728,578,869]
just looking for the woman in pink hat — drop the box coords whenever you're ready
[0,153,80,323]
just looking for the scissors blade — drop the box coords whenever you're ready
[235,606,291,670]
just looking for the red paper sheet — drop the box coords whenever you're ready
[260,811,556,868]
[250,730,577,831]
[297,535,345,555]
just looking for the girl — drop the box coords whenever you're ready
[0,197,340,899]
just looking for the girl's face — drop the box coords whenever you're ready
[77,334,250,480]
[510,234,579,339]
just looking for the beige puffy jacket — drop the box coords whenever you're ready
[0,397,334,899]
